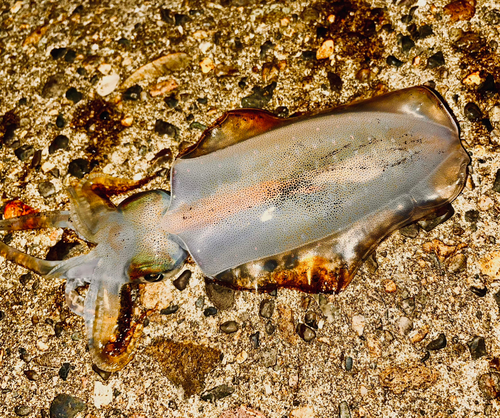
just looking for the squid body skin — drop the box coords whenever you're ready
[0,86,469,371]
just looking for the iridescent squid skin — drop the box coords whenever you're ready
[0,86,469,371]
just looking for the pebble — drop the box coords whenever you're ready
[154,120,179,139]
[259,299,275,318]
[345,356,353,371]
[220,321,239,334]
[160,304,179,315]
[386,55,403,67]
[464,209,479,223]
[14,405,32,416]
[470,286,487,297]
[250,331,260,348]
[173,270,191,291]
[59,362,72,381]
[38,181,56,198]
[204,306,217,317]
[14,145,34,161]
[205,281,235,310]
[68,158,89,178]
[260,348,277,367]
[96,73,120,97]
[467,336,487,360]
[327,72,343,93]
[352,315,365,336]
[400,35,415,53]
[164,94,179,108]
[50,394,87,418]
[260,40,274,58]
[189,121,206,130]
[478,195,494,211]
[64,49,76,63]
[123,85,142,101]
[49,135,69,153]
[200,384,235,402]
[478,372,500,399]
[398,317,413,335]
[290,406,314,418]
[42,74,66,98]
[379,364,439,394]
[56,114,66,128]
[464,102,482,121]
[409,24,433,40]
[65,87,83,104]
[427,51,445,69]
[316,39,334,59]
[50,47,67,59]
[339,401,351,418]
[304,311,319,329]
[296,323,316,342]
[426,333,447,350]
[384,279,397,293]
[446,253,467,273]
[241,82,277,109]
[265,321,275,335]
[200,57,215,74]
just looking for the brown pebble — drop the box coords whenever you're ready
[443,0,476,22]
[384,280,397,293]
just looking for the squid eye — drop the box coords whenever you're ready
[144,273,164,282]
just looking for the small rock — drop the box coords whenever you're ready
[352,315,365,336]
[468,336,487,360]
[464,102,482,121]
[478,372,500,399]
[446,253,467,273]
[290,405,315,418]
[260,348,277,367]
[121,116,134,127]
[200,57,215,74]
[205,281,235,310]
[50,394,87,418]
[200,384,235,402]
[49,135,69,153]
[56,115,65,128]
[478,195,494,211]
[204,307,217,317]
[154,120,179,139]
[160,305,179,315]
[64,49,76,63]
[400,35,415,53]
[24,369,39,381]
[259,40,274,58]
[173,270,191,291]
[259,299,275,318]
[304,311,319,329]
[165,94,179,108]
[241,82,277,109]
[123,84,142,101]
[399,223,419,238]
[220,321,239,334]
[327,72,343,93]
[297,323,316,342]
[38,181,56,198]
[398,317,413,335]
[426,333,447,350]
[384,280,397,293]
[250,331,260,348]
[41,74,66,98]
[68,158,89,178]
[50,47,67,59]
[265,321,275,335]
[339,401,351,418]
[316,39,334,59]
[345,356,353,371]
[65,87,83,104]
[427,51,445,69]
[479,251,500,280]
[386,55,403,67]
[15,145,34,161]
[470,286,487,297]
[14,405,32,416]
[96,73,120,97]
[59,362,71,381]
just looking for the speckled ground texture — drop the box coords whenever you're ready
[1,0,500,417]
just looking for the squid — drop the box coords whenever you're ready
[0,86,469,371]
